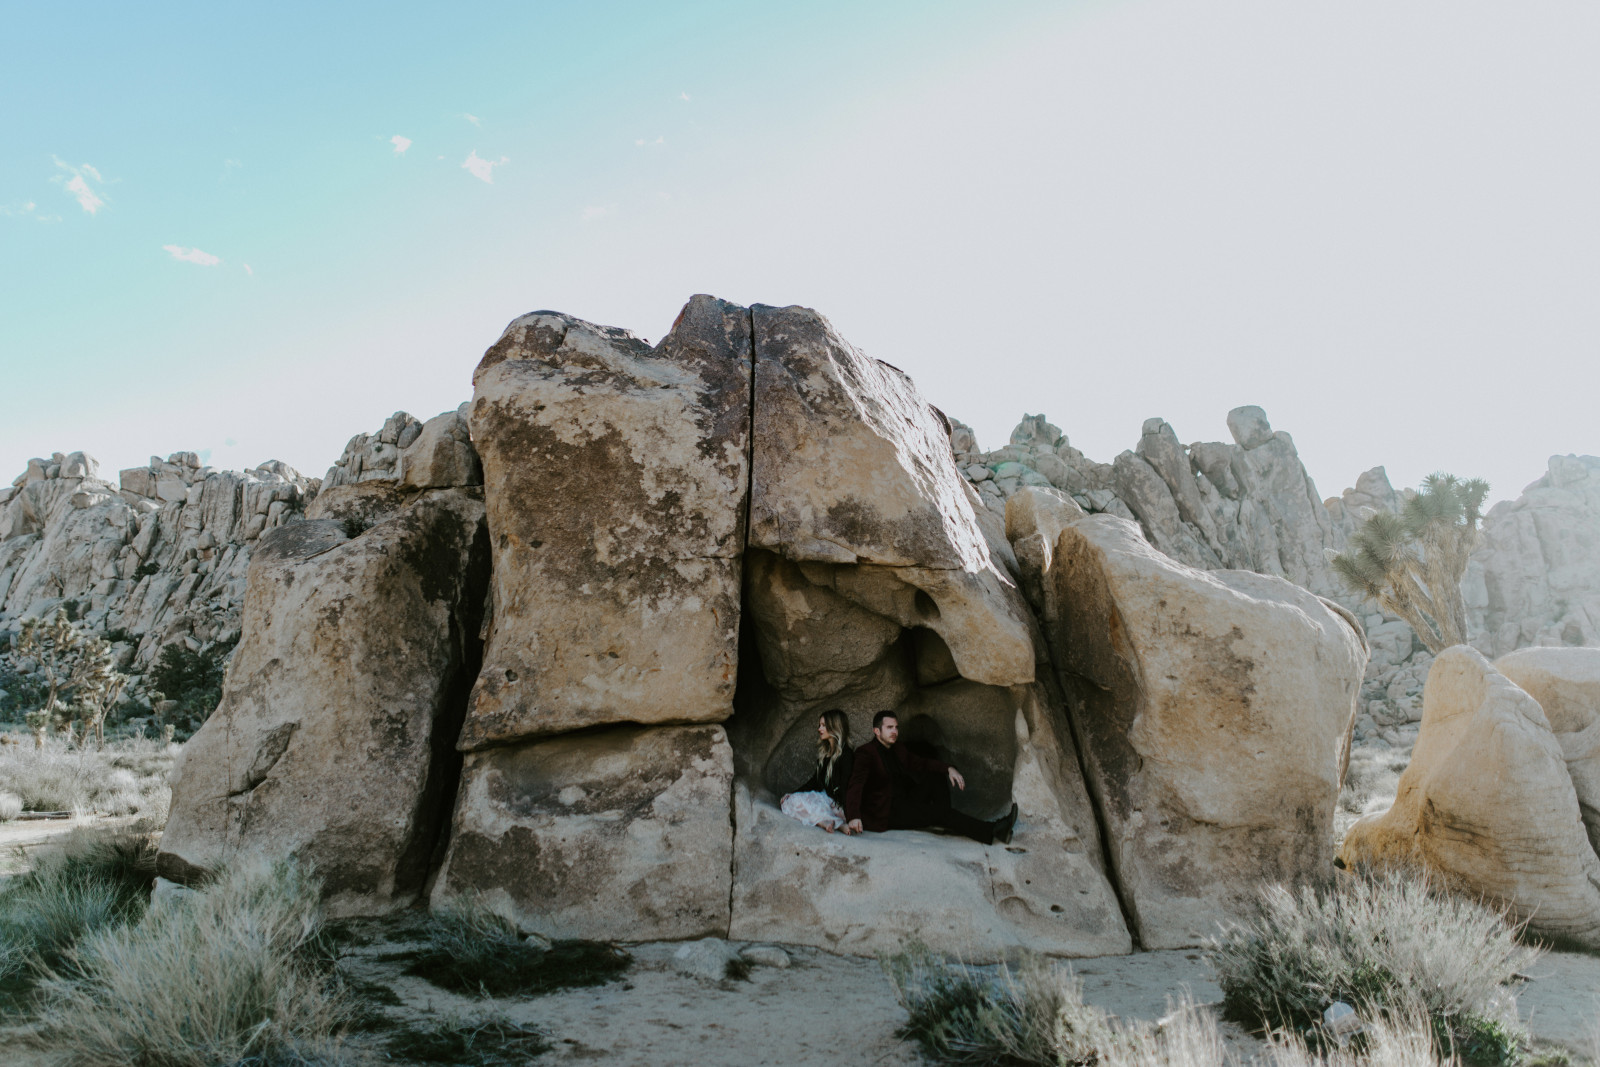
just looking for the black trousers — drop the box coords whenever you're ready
[888,782,994,845]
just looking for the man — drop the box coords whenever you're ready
[843,710,1018,844]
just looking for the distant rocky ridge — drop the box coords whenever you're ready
[953,409,1600,745]
[0,406,478,717]
[0,383,1594,746]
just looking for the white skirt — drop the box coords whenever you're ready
[781,790,846,831]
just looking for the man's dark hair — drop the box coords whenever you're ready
[872,710,897,729]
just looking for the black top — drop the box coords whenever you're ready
[796,748,855,806]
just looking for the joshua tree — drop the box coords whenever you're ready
[1331,473,1490,654]
[13,609,123,747]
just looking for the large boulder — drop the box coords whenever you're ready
[461,295,753,747]
[1341,646,1600,950]
[1008,488,1367,949]
[158,488,490,915]
[748,303,1033,687]
[431,724,734,941]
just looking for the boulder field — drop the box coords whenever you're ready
[153,296,1369,958]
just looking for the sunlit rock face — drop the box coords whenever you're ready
[1341,646,1600,951]
[460,295,754,748]
[1008,486,1368,950]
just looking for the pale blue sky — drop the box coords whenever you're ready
[4,1,1597,505]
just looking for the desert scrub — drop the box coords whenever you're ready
[0,732,174,819]
[881,940,1114,1066]
[0,823,158,1002]
[1210,872,1537,1064]
[403,892,630,997]
[30,858,356,1067]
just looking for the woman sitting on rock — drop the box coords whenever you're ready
[780,710,855,833]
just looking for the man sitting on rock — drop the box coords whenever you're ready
[843,710,1018,844]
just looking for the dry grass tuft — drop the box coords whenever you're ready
[0,822,158,1001]
[881,941,1114,1066]
[1210,872,1535,1065]
[29,858,357,1067]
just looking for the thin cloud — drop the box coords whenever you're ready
[52,159,107,215]
[580,205,611,221]
[634,135,665,147]
[162,244,221,266]
[680,91,691,101]
[243,263,254,276]
[464,113,482,126]
[224,159,242,170]
[390,134,413,154]
[462,151,508,183]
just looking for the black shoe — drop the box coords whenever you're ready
[994,803,1019,845]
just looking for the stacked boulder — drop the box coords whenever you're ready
[159,295,1370,958]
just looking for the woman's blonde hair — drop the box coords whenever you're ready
[817,710,850,778]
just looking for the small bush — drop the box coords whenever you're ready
[30,858,356,1067]
[403,893,630,997]
[1210,872,1537,1064]
[0,791,20,821]
[383,1014,550,1065]
[339,516,370,539]
[0,824,158,1001]
[1258,1010,1452,1067]
[881,941,1114,1066]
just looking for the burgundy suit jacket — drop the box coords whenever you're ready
[844,739,950,832]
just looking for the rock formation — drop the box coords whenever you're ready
[159,489,489,915]
[1007,488,1367,949]
[1340,646,1600,950]
[428,298,1133,957]
[10,292,1594,959]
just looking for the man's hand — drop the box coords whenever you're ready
[947,767,966,790]
[845,819,863,834]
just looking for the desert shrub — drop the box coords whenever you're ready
[0,823,158,1001]
[403,893,630,997]
[30,858,356,1067]
[881,940,1114,1066]
[0,791,20,822]
[0,733,173,818]
[149,637,236,738]
[339,516,370,539]
[383,1013,550,1065]
[1210,873,1537,1064]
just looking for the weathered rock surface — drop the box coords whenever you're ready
[1340,646,1600,950]
[1472,454,1600,656]
[158,488,490,915]
[460,296,752,748]
[749,304,1033,688]
[1494,646,1600,857]
[1009,488,1367,949]
[432,724,734,941]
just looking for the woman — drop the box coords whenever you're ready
[779,710,855,832]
